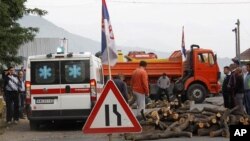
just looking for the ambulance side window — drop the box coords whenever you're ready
[61,60,90,84]
[31,61,59,85]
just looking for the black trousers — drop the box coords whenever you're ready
[223,91,235,109]
[157,88,169,101]
[6,91,19,122]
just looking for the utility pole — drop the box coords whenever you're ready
[232,27,237,60]
[235,19,241,65]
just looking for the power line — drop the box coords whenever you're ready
[110,0,250,5]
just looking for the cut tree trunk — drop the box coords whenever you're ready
[124,131,192,141]
[210,129,223,137]
[197,125,220,136]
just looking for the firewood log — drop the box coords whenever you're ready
[219,106,239,138]
[197,125,220,136]
[197,122,205,128]
[202,111,216,116]
[184,124,198,133]
[210,129,223,137]
[167,112,179,122]
[203,107,223,114]
[216,112,222,118]
[208,115,217,124]
[239,116,245,124]
[124,131,192,141]
[172,115,190,132]
[229,115,239,125]
[166,121,179,131]
[193,114,208,119]
[205,122,211,128]
[155,121,168,131]
[179,117,186,124]
[222,128,230,138]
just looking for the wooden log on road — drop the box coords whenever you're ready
[172,114,191,132]
[210,129,223,137]
[203,107,223,114]
[202,111,216,116]
[197,125,220,136]
[124,131,192,141]
[166,121,179,131]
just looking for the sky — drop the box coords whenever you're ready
[26,0,250,58]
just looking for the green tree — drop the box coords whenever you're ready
[0,0,47,70]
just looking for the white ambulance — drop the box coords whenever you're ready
[25,51,104,130]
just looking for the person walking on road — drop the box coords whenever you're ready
[157,73,170,101]
[131,61,149,115]
[5,66,20,124]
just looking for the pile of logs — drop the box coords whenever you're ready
[0,96,6,135]
[125,100,250,141]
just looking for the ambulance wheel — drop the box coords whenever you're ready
[30,120,39,130]
[187,84,207,103]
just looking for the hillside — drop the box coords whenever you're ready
[18,16,101,53]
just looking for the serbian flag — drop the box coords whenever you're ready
[181,26,186,59]
[101,0,117,66]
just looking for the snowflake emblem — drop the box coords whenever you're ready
[39,65,52,79]
[68,65,81,78]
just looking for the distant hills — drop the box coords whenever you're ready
[18,15,232,71]
[18,16,100,53]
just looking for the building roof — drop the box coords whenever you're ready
[240,48,250,61]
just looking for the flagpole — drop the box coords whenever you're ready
[107,42,112,80]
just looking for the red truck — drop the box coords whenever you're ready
[103,45,221,103]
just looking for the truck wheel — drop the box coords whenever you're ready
[187,84,207,103]
[30,120,39,130]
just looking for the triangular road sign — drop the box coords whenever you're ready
[83,80,142,134]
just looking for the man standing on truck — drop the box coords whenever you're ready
[157,73,170,101]
[131,61,149,115]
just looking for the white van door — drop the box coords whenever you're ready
[30,61,61,112]
[60,60,91,113]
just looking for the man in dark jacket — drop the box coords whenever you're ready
[113,75,128,103]
[222,66,231,108]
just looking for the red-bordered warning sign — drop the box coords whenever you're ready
[82,80,142,134]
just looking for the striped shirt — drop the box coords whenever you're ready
[5,75,19,92]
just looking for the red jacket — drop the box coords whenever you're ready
[131,67,149,95]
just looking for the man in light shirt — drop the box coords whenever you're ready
[157,73,170,101]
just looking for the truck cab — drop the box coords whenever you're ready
[179,45,221,103]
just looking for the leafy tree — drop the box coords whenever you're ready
[0,0,47,70]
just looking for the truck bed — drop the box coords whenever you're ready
[103,50,183,79]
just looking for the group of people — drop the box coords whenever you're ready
[222,61,250,114]
[2,66,26,124]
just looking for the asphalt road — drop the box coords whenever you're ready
[0,96,229,141]
[0,118,229,141]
